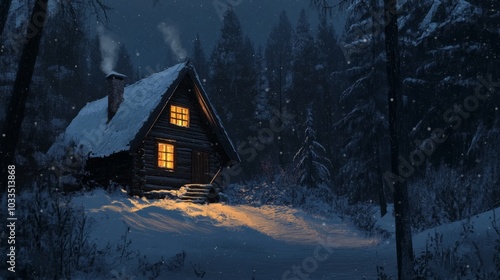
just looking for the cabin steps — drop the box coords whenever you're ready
[177,184,219,204]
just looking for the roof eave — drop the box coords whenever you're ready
[187,67,241,164]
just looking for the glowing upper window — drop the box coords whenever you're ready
[158,143,174,169]
[170,105,189,127]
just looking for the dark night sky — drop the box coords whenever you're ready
[99,0,345,71]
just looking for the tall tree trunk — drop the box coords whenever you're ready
[0,0,48,193]
[371,0,387,217]
[310,0,413,277]
[0,0,12,39]
[383,0,414,279]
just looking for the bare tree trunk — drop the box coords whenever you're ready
[0,0,48,193]
[370,0,388,217]
[0,0,12,38]
[383,0,414,279]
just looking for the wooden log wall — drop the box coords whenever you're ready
[142,77,226,190]
[86,151,133,188]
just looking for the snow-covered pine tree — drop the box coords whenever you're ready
[285,9,319,164]
[398,0,500,169]
[332,0,389,203]
[294,107,331,188]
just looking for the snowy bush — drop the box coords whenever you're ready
[136,251,186,279]
[414,219,500,279]
[223,165,299,207]
[0,184,108,279]
[224,173,338,217]
[409,159,500,232]
[224,181,293,207]
[43,140,90,192]
[224,169,389,235]
[334,196,378,234]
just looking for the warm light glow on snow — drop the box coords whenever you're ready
[90,194,378,247]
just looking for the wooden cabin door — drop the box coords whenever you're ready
[192,151,210,183]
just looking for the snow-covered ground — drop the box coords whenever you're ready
[73,190,499,279]
[73,189,394,279]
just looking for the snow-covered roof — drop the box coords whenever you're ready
[48,62,239,162]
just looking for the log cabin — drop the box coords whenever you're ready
[50,62,239,198]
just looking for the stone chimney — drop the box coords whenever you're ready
[106,71,127,121]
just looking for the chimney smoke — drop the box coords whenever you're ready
[97,24,119,74]
[158,22,187,61]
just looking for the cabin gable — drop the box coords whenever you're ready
[141,75,226,191]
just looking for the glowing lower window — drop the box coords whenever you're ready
[158,143,174,169]
[170,105,189,127]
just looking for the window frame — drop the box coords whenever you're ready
[170,104,190,128]
[157,142,175,171]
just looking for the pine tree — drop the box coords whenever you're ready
[332,0,388,204]
[264,10,294,166]
[0,0,109,193]
[209,8,244,120]
[115,44,134,81]
[290,9,317,120]
[240,35,258,116]
[39,6,88,113]
[265,10,293,105]
[311,1,414,278]
[23,4,88,154]
[398,0,500,168]
[294,108,331,188]
[253,46,271,127]
[209,9,256,142]
[313,16,345,158]
[87,35,106,101]
[191,33,208,82]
